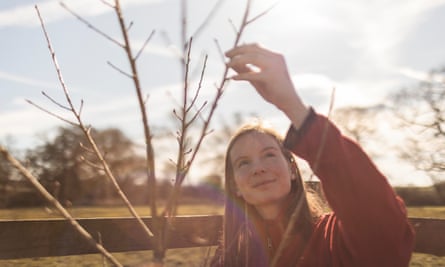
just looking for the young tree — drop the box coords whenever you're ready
[1,0,275,265]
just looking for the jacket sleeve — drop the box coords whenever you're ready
[284,108,415,266]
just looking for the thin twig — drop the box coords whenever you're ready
[312,87,336,174]
[41,91,71,111]
[100,0,115,9]
[187,55,208,113]
[214,39,226,64]
[112,0,160,249]
[107,61,133,78]
[191,0,226,39]
[126,21,134,32]
[0,145,123,267]
[36,3,155,240]
[78,99,84,117]
[79,141,95,154]
[246,1,279,25]
[80,155,104,170]
[26,99,77,126]
[270,87,336,267]
[135,30,156,61]
[162,0,255,219]
[186,101,208,128]
[270,193,304,267]
[60,2,124,48]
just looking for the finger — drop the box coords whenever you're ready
[226,53,265,71]
[225,43,262,58]
[230,63,251,74]
[231,71,262,83]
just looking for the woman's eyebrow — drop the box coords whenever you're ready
[262,146,279,153]
[232,156,249,168]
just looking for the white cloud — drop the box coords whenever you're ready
[0,70,59,90]
[0,106,63,139]
[397,67,445,83]
[339,0,445,70]
[0,0,164,28]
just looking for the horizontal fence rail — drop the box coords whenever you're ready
[0,215,221,259]
[0,216,443,259]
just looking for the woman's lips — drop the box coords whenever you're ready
[252,179,275,188]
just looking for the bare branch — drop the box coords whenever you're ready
[78,99,85,117]
[143,93,150,105]
[36,6,78,117]
[41,91,70,111]
[186,101,208,128]
[187,55,208,113]
[100,0,115,8]
[135,30,156,61]
[191,0,226,39]
[79,155,104,170]
[271,87,336,267]
[0,145,123,267]
[107,61,133,78]
[26,99,77,126]
[162,0,256,219]
[312,87,336,175]
[246,1,279,25]
[113,0,159,240]
[36,3,155,240]
[126,21,134,32]
[60,2,124,48]
[214,39,226,64]
[228,19,238,34]
[79,141,95,154]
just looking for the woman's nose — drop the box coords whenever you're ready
[252,160,266,175]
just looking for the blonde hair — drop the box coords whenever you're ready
[218,122,322,266]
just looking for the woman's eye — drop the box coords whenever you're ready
[265,152,276,158]
[237,160,249,168]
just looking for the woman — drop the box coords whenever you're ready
[210,44,415,266]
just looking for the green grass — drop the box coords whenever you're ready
[0,203,224,220]
[0,205,444,266]
[407,206,445,266]
[407,206,445,219]
[0,248,215,267]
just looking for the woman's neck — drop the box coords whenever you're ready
[255,195,291,221]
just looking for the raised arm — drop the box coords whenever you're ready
[226,44,414,265]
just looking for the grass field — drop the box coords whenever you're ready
[0,205,443,266]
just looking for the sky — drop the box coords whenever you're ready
[1,0,445,186]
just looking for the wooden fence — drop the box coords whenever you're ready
[0,216,444,260]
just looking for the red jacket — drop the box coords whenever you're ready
[212,109,415,266]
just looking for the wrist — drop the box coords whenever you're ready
[282,101,310,130]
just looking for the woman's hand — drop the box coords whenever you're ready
[225,43,309,128]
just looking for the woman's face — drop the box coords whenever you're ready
[229,131,293,211]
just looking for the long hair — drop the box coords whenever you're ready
[219,123,319,267]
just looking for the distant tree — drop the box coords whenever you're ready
[0,151,11,207]
[390,68,445,186]
[331,105,384,159]
[332,106,379,143]
[0,151,11,183]
[25,126,142,205]
[0,137,17,183]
